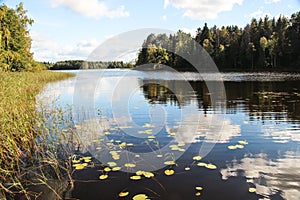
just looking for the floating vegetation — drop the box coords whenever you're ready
[73,163,86,170]
[82,156,92,163]
[197,162,207,167]
[185,167,191,171]
[135,171,154,178]
[248,188,256,193]
[124,163,136,168]
[193,156,202,161]
[195,192,201,196]
[143,123,154,128]
[130,175,142,180]
[227,145,238,150]
[205,163,217,170]
[164,161,176,165]
[164,169,175,176]
[104,167,111,172]
[107,162,117,167]
[112,167,121,171]
[195,186,203,191]
[132,194,149,200]
[118,191,129,197]
[238,140,248,145]
[148,135,156,139]
[99,174,108,180]
[235,144,244,149]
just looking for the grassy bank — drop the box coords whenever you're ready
[0,71,75,198]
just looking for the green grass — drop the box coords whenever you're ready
[0,71,75,198]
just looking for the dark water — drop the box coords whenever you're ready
[38,70,300,200]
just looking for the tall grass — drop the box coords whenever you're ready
[0,71,75,199]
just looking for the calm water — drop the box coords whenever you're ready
[38,70,300,200]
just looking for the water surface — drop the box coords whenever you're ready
[38,70,300,200]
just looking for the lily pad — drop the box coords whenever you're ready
[164,169,175,176]
[132,194,149,200]
[249,188,256,193]
[130,175,142,180]
[99,174,108,180]
[193,156,202,161]
[118,191,129,197]
[205,163,217,170]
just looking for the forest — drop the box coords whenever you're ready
[136,12,300,71]
[0,3,42,71]
[48,60,133,70]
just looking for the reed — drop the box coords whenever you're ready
[0,71,75,199]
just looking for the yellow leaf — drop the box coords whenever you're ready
[193,156,202,161]
[107,162,117,167]
[228,145,237,150]
[185,167,191,171]
[104,167,111,172]
[73,164,85,170]
[156,155,163,158]
[164,161,176,165]
[249,188,256,193]
[195,186,203,191]
[112,167,121,171]
[148,135,156,139]
[99,174,108,180]
[235,144,244,149]
[119,191,129,197]
[132,194,149,200]
[136,170,145,176]
[143,172,154,178]
[195,192,201,196]
[130,175,142,180]
[238,140,248,145]
[124,163,136,168]
[205,163,217,170]
[197,162,207,167]
[164,169,175,176]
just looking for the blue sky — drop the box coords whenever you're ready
[2,0,300,62]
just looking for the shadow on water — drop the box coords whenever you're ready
[35,70,300,200]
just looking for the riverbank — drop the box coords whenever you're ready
[0,71,75,198]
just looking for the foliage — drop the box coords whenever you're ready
[0,71,75,198]
[136,12,300,71]
[0,3,42,72]
[50,60,133,70]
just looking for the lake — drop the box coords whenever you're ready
[37,69,300,200]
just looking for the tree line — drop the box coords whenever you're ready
[136,11,300,71]
[48,60,133,70]
[0,3,42,71]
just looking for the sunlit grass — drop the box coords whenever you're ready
[0,71,75,198]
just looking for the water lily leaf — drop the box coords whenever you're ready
[107,162,117,167]
[193,156,202,161]
[143,172,154,178]
[130,175,142,180]
[235,144,244,149]
[195,192,201,196]
[143,123,154,128]
[185,167,191,171]
[238,140,248,145]
[197,162,207,167]
[119,191,129,197]
[73,164,85,170]
[177,142,185,147]
[164,161,176,165]
[248,188,256,193]
[132,194,149,200]
[205,163,217,170]
[104,167,111,172]
[99,174,108,180]
[195,186,203,191]
[228,145,237,150]
[164,169,175,176]
[148,135,156,139]
[136,170,145,176]
[124,163,136,168]
[112,167,121,171]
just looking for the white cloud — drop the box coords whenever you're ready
[181,27,197,37]
[249,9,271,19]
[162,15,167,21]
[50,0,129,19]
[163,0,243,20]
[264,0,281,4]
[31,31,99,62]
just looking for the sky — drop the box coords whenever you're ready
[2,0,300,62]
